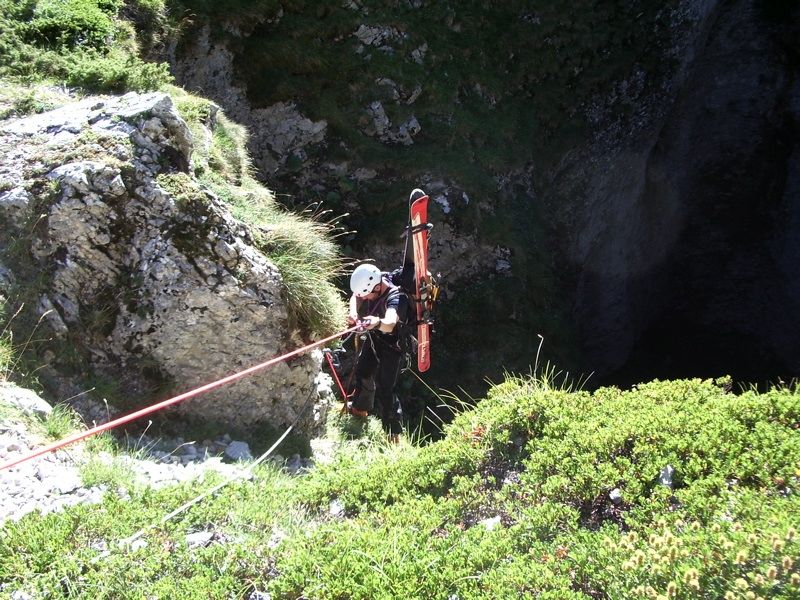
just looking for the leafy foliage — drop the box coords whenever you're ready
[20,0,123,50]
[0,0,172,92]
[2,377,798,598]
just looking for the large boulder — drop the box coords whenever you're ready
[0,92,330,436]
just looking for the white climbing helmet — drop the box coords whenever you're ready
[350,263,382,297]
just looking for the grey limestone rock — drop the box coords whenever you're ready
[363,101,420,145]
[0,383,52,418]
[168,27,327,178]
[0,91,329,437]
[224,441,253,462]
[0,262,14,293]
[185,530,215,548]
[0,187,31,227]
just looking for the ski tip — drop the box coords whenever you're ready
[409,188,427,203]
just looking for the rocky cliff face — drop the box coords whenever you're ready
[0,92,331,435]
[167,0,800,388]
[563,0,800,383]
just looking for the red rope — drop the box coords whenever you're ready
[0,325,360,472]
[323,350,351,404]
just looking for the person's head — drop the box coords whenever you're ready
[350,263,382,298]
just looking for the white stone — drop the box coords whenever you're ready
[44,471,82,494]
[434,195,451,214]
[224,441,252,462]
[186,531,214,548]
[0,384,53,417]
[329,499,345,517]
[0,187,31,227]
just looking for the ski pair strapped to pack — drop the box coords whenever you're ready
[404,188,438,372]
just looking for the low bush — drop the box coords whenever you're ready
[1,377,799,598]
[267,377,800,598]
[21,0,122,50]
[0,0,173,93]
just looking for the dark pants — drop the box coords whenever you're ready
[350,335,404,434]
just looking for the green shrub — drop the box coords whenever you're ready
[120,0,169,55]
[267,377,800,598]
[23,0,122,50]
[0,0,173,93]
[63,48,172,93]
[1,377,799,598]
[255,214,347,336]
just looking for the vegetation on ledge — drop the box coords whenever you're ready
[2,376,798,598]
[0,0,172,93]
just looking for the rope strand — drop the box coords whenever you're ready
[1,325,359,472]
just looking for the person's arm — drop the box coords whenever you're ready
[359,309,397,332]
[348,294,359,325]
[372,307,398,333]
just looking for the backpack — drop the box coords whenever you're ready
[383,266,439,358]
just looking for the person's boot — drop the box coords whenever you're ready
[346,402,369,418]
[389,433,400,444]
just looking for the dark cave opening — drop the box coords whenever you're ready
[601,318,795,390]
[590,1,800,391]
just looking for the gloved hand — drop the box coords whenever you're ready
[358,316,380,331]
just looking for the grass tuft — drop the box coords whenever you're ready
[40,403,82,440]
[79,453,137,489]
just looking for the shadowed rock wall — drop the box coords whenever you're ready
[167,0,800,388]
[567,0,800,383]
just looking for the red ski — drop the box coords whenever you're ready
[409,189,432,372]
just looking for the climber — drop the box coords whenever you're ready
[346,262,410,442]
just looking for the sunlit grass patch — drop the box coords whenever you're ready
[1,376,799,598]
[40,403,81,440]
[0,0,172,93]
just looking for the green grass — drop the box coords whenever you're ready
[0,391,86,458]
[0,80,72,120]
[0,0,173,93]
[78,453,138,489]
[40,403,82,439]
[0,297,16,381]
[0,330,12,383]
[2,376,798,598]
